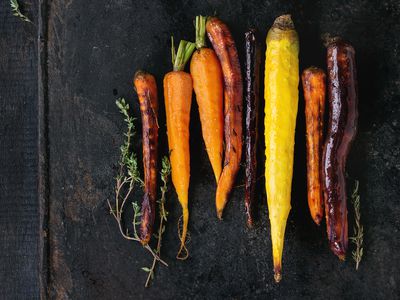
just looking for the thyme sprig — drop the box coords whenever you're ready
[107,98,169,287]
[143,157,171,287]
[350,180,363,270]
[10,0,32,23]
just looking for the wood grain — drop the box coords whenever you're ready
[0,0,40,298]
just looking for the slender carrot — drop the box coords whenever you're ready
[302,67,326,225]
[244,28,261,227]
[264,15,299,282]
[323,37,358,259]
[190,15,224,183]
[206,17,243,219]
[133,71,159,245]
[163,38,195,259]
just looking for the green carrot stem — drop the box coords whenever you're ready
[195,15,207,49]
[172,39,196,71]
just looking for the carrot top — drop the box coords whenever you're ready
[171,37,196,71]
[195,15,207,49]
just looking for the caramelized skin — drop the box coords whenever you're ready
[323,39,358,259]
[302,67,326,225]
[133,71,159,245]
[245,29,261,227]
[206,17,243,219]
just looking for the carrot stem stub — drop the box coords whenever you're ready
[164,38,195,259]
[302,67,326,225]
[133,71,159,245]
[206,17,243,219]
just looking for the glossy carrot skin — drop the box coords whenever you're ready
[134,71,159,245]
[206,17,243,219]
[244,29,261,227]
[323,39,358,259]
[302,67,326,225]
[264,15,299,282]
[163,71,192,258]
[190,48,224,182]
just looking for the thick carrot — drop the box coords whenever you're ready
[323,37,358,259]
[206,17,243,219]
[164,38,195,259]
[264,15,299,282]
[190,15,224,183]
[133,71,159,245]
[302,67,326,225]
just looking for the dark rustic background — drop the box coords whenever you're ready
[1,0,399,299]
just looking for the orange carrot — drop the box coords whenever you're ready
[164,38,195,259]
[206,17,243,219]
[302,67,326,225]
[133,71,159,245]
[190,15,224,183]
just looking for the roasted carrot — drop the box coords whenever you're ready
[164,38,195,259]
[245,28,261,227]
[206,17,243,219]
[133,71,159,245]
[302,67,326,225]
[264,15,299,282]
[323,37,358,259]
[190,15,224,183]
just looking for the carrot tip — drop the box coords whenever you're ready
[216,210,223,220]
[274,271,282,283]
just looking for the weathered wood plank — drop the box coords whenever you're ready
[0,0,40,298]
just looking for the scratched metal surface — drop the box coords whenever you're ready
[2,0,399,299]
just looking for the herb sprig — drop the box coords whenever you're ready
[108,98,170,287]
[10,0,32,23]
[350,180,363,270]
[143,157,171,287]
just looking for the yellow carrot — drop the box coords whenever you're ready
[264,14,299,282]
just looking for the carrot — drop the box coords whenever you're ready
[206,17,243,219]
[244,28,261,227]
[264,15,299,282]
[323,37,358,259]
[301,67,326,225]
[163,38,195,259]
[190,15,224,183]
[133,71,159,245]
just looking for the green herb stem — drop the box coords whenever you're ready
[350,180,364,270]
[10,0,32,23]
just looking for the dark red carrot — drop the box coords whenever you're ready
[206,17,243,219]
[244,28,261,227]
[322,37,358,259]
[133,71,159,245]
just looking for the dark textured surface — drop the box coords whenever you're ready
[2,0,400,299]
[0,0,40,299]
